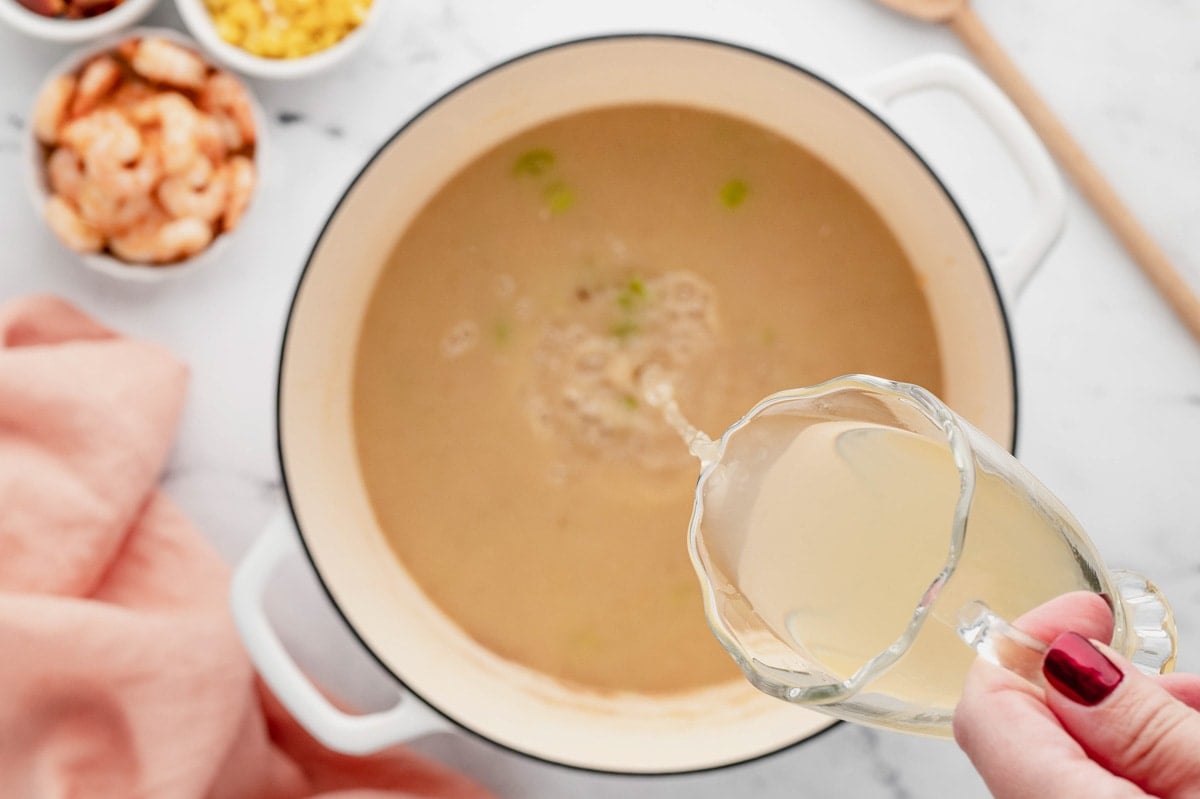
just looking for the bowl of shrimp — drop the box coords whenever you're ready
[25,28,264,280]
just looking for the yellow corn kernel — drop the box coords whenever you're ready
[205,0,372,59]
[215,18,242,43]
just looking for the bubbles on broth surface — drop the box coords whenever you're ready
[527,270,720,471]
[440,320,479,358]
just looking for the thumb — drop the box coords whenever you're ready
[1042,632,1200,797]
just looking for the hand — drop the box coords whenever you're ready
[954,592,1200,798]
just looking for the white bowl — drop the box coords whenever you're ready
[174,0,379,80]
[24,27,269,282]
[0,0,158,43]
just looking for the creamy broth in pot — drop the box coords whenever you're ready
[353,104,941,694]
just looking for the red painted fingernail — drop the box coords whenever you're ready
[1043,631,1124,706]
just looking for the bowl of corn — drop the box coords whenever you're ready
[174,0,377,79]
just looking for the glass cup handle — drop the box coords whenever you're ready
[957,571,1177,687]
[956,600,1049,687]
[1111,570,1177,675]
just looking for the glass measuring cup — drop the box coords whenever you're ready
[684,374,1176,735]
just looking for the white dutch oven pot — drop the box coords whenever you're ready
[231,36,1065,774]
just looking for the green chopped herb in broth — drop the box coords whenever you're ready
[720,178,749,209]
[616,277,647,311]
[513,148,555,177]
[610,319,639,340]
[494,318,512,344]
[621,394,639,410]
[544,182,576,214]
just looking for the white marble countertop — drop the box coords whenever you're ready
[2,1,1198,796]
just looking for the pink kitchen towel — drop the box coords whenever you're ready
[0,295,494,799]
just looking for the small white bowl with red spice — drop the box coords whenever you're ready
[24,28,267,281]
[174,0,379,80]
[0,0,157,44]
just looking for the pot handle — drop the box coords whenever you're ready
[859,54,1067,301]
[229,511,448,755]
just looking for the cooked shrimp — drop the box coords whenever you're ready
[109,78,156,112]
[71,56,122,117]
[178,154,213,187]
[130,37,208,90]
[195,114,231,163]
[76,179,155,235]
[46,147,85,201]
[44,195,103,253]
[198,72,256,147]
[116,38,139,62]
[96,147,162,199]
[130,93,199,176]
[33,75,76,145]
[110,215,213,264]
[158,159,228,223]
[114,149,159,197]
[61,109,142,175]
[221,156,256,232]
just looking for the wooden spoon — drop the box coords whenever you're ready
[875,0,1200,343]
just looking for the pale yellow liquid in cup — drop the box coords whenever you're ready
[690,410,1097,715]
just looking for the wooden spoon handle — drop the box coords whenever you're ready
[950,7,1200,342]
